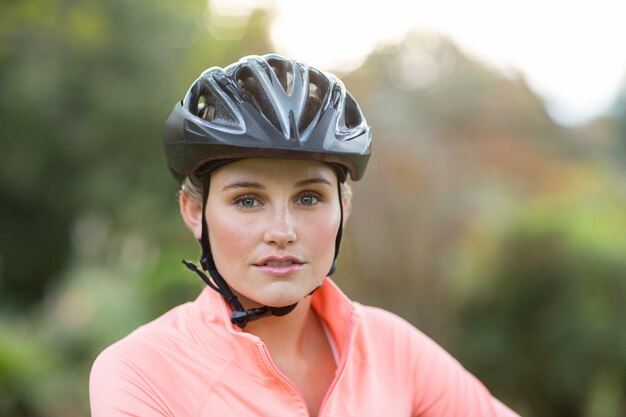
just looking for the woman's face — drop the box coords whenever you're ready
[205,158,342,309]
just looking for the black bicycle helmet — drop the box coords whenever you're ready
[164,54,371,181]
[163,54,372,328]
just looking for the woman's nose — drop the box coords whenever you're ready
[263,208,297,246]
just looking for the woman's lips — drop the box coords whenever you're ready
[254,257,305,276]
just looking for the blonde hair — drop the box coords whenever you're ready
[180,175,204,203]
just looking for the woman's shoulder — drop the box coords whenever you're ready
[353,304,521,416]
[90,290,222,379]
[91,300,196,372]
[356,304,421,336]
[354,303,453,361]
[89,294,232,416]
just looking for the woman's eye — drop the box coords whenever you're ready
[235,196,259,208]
[297,193,320,206]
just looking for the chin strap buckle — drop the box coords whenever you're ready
[231,307,269,328]
[230,303,300,328]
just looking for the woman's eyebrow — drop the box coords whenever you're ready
[294,178,333,187]
[222,181,265,191]
[222,178,332,191]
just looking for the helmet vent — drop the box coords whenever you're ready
[343,93,362,129]
[190,80,240,128]
[299,68,329,133]
[198,95,216,121]
[236,66,282,132]
[267,58,294,95]
[236,68,261,109]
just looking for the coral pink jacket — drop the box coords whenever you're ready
[90,278,519,416]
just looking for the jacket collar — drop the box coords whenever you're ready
[191,277,358,359]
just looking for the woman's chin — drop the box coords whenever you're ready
[238,283,317,309]
[246,292,302,309]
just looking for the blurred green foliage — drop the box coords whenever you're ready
[0,0,271,308]
[448,172,626,417]
[1,1,625,416]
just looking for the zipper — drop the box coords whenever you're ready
[317,317,358,416]
[257,342,310,416]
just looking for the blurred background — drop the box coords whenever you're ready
[1,0,625,416]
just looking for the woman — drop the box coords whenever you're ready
[90,54,520,416]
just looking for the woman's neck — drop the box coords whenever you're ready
[244,297,316,358]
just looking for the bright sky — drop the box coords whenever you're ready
[209,0,626,126]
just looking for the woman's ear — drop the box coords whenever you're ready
[179,191,203,240]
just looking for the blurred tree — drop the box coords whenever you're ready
[0,0,273,310]
[338,32,573,340]
[450,181,626,417]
